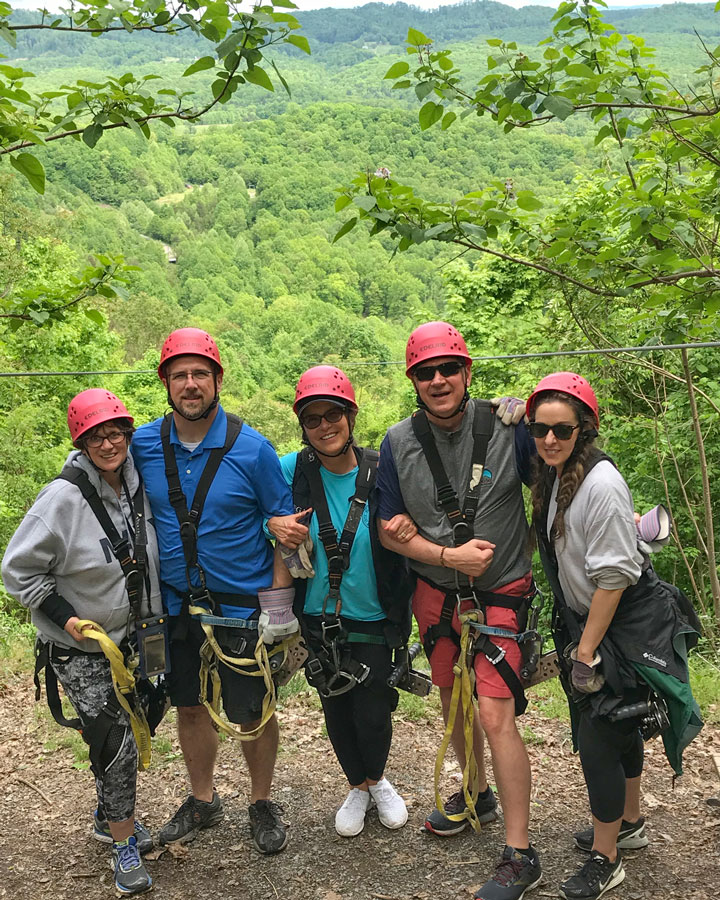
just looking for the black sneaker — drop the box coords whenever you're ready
[158,791,224,845]
[93,811,153,854]
[560,851,625,899]
[248,799,289,854]
[573,817,648,853]
[422,787,498,836]
[474,845,542,900]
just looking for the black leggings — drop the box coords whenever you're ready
[306,617,398,786]
[577,705,644,823]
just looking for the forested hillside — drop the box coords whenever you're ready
[1,1,719,634]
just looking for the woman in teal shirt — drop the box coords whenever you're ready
[280,366,414,838]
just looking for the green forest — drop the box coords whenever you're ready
[1,0,719,646]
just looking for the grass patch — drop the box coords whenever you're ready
[528,677,571,721]
[0,604,35,683]
[689,653,720,725]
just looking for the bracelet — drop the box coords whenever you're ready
[439,546,447,567]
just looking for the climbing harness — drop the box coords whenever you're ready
[295,446,400,697]
[160,412,305,741]
[412,403,538,832]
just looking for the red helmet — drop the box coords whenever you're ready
[293,366,357,415]
[158,328,223,378]
[67,389,134,446]
[405,321,472,376]
[526,372,599,426]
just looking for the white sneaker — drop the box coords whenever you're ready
[368,777,408,830]
[335,788,373,837]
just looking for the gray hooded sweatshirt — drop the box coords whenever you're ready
[1,450,162,653]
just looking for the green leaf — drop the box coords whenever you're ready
[82,122,104,148]
[441,111,456,131]
[332,217,358,243]
[335,195,353,212]
[384,61,410,79]
[515,191,543,211]
[353,195,377,212]
[419,101,444,130]
[486,38,503,47]
[407,27,430,46]
[271,60,291,97]
[244,66,274,92]
[543,94,574,120]
[84,308,105,325]
[286,34,310,55]
[9,152,45,194]
[565,62,596,78]
[182,56,216,77]
[415,81,434,101]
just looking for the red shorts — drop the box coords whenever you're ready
[412,573,532,697]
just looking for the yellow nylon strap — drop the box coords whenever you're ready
[75,620,152,772]
[432,609,482,833]
[190,606,288,743]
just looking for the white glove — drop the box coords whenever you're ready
[279,536,315,579]
[490,396,526,426]
[257,587,300,645]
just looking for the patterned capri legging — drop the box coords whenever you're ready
[51,651,138,823]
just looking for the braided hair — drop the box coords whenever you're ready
[529,391,601,541]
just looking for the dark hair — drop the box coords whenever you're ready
[81,417,135,448]
[529,391,599,540]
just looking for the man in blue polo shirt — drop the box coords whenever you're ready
[132,328,308,854]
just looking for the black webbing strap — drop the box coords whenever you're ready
[159,412,243,599]
[473,630,528,715]
[299,447,378,617]
[34,640,82,731]
[411,401,494,545]
[56,467,148,618]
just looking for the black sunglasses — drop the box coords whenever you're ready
[413,361,465,382]
[528,421,580,441]
[301,408,346,430]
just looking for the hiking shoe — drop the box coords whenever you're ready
[93,811,153,855]
[559,851,625,899]
[335,788,373,837]
[158,791,224,845]
[422,786,498,836]
[248,799,289,854]
[369,777,408,830]
[474,846,542,900]
[574,817,648,853]
[111,836,152,895]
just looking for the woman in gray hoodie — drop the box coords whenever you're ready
[2,388,162,896]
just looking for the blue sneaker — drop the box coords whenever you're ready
[93,811,153,854]
[111,836,152,895]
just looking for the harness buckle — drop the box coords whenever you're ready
[321,617,343,644]
[483,642,507,667]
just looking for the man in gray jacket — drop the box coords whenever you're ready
[376,322,541,900]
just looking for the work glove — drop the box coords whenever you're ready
[490,396,526,426]
[257,587,300,645]
[570,646,605,693]
[279,535,315,579]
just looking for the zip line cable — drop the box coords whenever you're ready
[1,340,719,378]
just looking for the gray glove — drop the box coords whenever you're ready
[570,646,605,693]
[490,396,526,426]
[257,587,300,645]
[279,536,315,579]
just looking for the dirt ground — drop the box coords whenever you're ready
[1,672,719,900]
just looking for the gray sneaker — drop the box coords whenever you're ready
[422,787,498,836]
[573,817,648,853]
[158,791,224,845]
[474,845,542,900]
[111,836,152,895]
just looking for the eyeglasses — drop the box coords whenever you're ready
[301,408,345,430]
[168,369,213,384]
[528,422,580,441]
[413,361,465,382]
[85,430,129,449]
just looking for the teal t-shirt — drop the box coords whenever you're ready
[280,452,384,621]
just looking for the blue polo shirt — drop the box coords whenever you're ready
[132,406,294,617]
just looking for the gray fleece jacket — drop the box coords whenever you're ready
[1,450,162,653]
